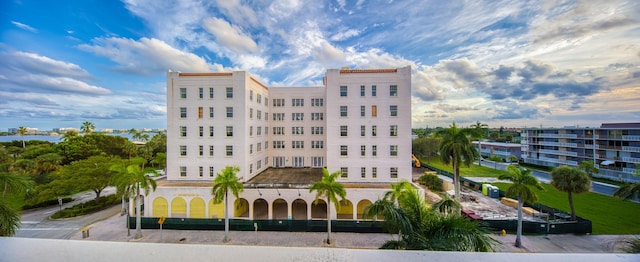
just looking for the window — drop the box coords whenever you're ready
[199,126,204,137]
[180,88,187,99]
[371,105,377,117]
[226,87,233,98]
[180,126,187,137]
[273,113,285,121]
[209,145,214,156]
[180,107,187,118]
[312,157,324,167]
[292,141,304,149]
[292,113,304,121]
[311,98,324,107]
[180,145,187,156]
[340,125,348,136]
[226,126,233,137]
[257,160,262,169]
[361,167,366,178]
[209,126,214,137]
[249,108,253,119]
[273,98,285,107]
[273,127,284,135]
[340,167,348,178]
[249,164,253,174]
[250,90,253,101]
[390,145,398,156]
[257,94,262,103]
[311,113,323,120]
[292,157,304,167]
[361,125,365,137]
[209,87,214,99]
[292,98,304,107]
[199,87,203,99]
[390,85,398,96]
[360,106,365,117]
[226,107,233,118]
[198,107,203,119]
[180,166,187,177]
[292,126,304,135]
[257,126,262,136]
[257,110,262,120]
[209,107,214,118]
[390,167,398,178]
[257,143,262,152]
[372,145,377,156]
[226,146,233,156]
[199,145,203,156]
[340,106,348,117]
[372,125,377,136]
[390,125,398,136]
[273,156,285,167]
[312,127,324,135]
[340,85,347,97]
[312,140,324,149]
[340,145,348,156]
[390,105,398,117]
[361,145,366,156]
[273,141,285,149]
[250,126,253,136]
[209,166,214,177]
[250,144,253,154]
[265,97,269,106]
[264,112,268,120]
[372,167,377,178]
[360,85,365,97]
[372,85,377,96]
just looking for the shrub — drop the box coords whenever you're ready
[418,173,443,192]
[22,197,73,210]
[489,155,504,162]
[50,195,119,219]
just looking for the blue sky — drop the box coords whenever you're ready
[1,0,639,131]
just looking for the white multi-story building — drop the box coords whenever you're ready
[146,67,413,221]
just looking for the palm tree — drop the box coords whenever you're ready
[211,166,244,243]
[309,168,346,245]
[17,126,27,148]
[470,121,488,158]
[80,121,95,134]
[60,130,78,141]
[111,161,157,239]
[498,165,543,248]
[437,122,478,201]
[384,180,412,204]
[431,194,462,216]
[550,166,591,220]
[578,160,599,178]
[0,172,32,236]
[614,165,640,201]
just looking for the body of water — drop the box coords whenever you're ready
[0,134,142,143]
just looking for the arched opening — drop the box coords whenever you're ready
[170,197,186,218]
[336,199,353,220]
[234,198,249,218]
[208,199,224,219]
[357,199,373,220]
[189,197,206,218]
[152,197,168,218]
[291,199,307,220]
[253,199,268,220]
[311,199,327,219]
[272,198,288,220]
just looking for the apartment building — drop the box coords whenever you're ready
[521,123,640,182]
[148,67,413,220]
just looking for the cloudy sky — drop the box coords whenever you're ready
[1,0,638,131]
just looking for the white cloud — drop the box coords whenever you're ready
[202,18,258,54]
[330,29,362,41]
[11,21,37,33]
[2,51,91,79]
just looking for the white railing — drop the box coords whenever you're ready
[539,149,578,157]
[622,157,640,164]
[539,157,577,166]
[622,146,640,153]
[622,135,640,140]
[539,141,577,147]
[538,133,578,138]
[623,168,638,174]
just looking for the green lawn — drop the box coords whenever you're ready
[420,157,508,178]
[492,182,640,234]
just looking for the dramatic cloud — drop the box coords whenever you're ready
[203,18,258,54]
[2,52,91,80]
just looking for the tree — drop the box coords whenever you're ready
[470,121,488,159]
[0,172,32,236]
[412,136,440,164]
[17,126,27,148]
[431,194,462,216]
[60,130,78,141]
[80,121,95,134]
[550,166,590,220]
[614,165,640,201]
[507,155,518,163]
[498,165,543,248]
[111,160,157,239]
[211,166,243,243]
[437,122,478,201]
[57,156,119,201]
[309,168,346,245]
[578,160,599,178]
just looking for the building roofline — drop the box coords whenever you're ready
[339,69,398,74]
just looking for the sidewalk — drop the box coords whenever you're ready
[68,210,630,253]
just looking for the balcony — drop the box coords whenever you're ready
[621,157,640,164]
[538,133,578,138]
[622,135,640,141]
[539,141,577,147]
[539,157,578,166]
[539,149,578,157]
[622,167,638,175]
[622,146,640,153]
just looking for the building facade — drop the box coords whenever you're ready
[148,67,413,220]
[521,123,640,182]
[473,141,522,162]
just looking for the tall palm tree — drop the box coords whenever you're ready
[437,122,478,200]
[498,165,543,248]
[0,172,32,236]
[470,121,488,158]
[211,165,244,243]
[80,121,95,134]
[111,161,157,239]
[309,168,346,245]
[550,166,591,220]
[431,194,462,216]
[17,126,27,148]
[614,165,640,201]
[578,160,599,178]
[384,180,412,204]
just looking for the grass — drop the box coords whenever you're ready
[50,194,119,219]
[492,182,640,234]
[420,157,509,178]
